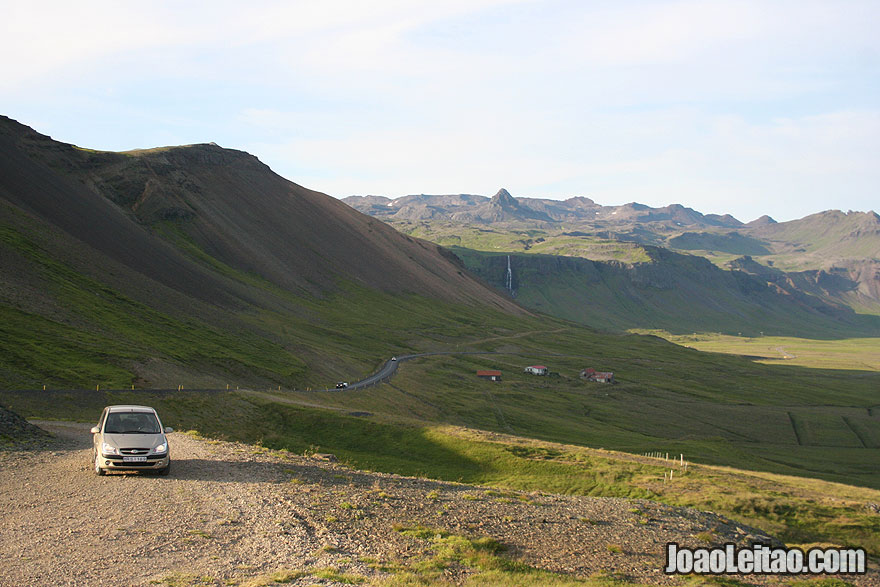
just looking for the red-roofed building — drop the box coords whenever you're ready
[524,365,548,375]
[581,368,614,383]
[476,370,502,381]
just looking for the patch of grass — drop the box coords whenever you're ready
[311,567,365,584]
[154,574,215,587]
[695,531,716,544]
[389,524,624,586]
[363,557,407,574]
[237,569,306,587]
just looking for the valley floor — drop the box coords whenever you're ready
[4,423,873,586]
[638,332,880,372]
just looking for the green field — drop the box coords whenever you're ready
[637,331,880,372]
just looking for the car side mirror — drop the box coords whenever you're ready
[164,427,174,433]
[90,426,99,434]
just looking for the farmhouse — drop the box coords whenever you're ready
[476,370,502,381]
[581,368,614,383]
[524,365,548,375]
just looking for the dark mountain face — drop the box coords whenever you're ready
[0,115,528,388]
[0,116,521,310]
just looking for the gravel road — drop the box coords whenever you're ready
[1,422,875,586]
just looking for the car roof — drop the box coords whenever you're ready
[106,405,157,413]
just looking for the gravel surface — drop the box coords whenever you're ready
[1,422,876,586]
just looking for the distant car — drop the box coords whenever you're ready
[391,356,397,361]
[335,382,348,389]
[91,405,173,476]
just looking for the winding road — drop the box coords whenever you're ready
[321,351,501,392]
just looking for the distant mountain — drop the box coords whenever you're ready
[746,215,777,227]
[344,189,744,229]
[743,210,880,263]
[0,116,523,388]
[342,188,744,229]
[345,188,880,334]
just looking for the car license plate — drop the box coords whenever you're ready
[123,456,147,462]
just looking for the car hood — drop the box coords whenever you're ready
[103,433,166,449]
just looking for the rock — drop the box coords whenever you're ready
[312,453,338,462]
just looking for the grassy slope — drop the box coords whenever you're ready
[3,389,878,558]
[452,247,880,338]
[743,211,880,268]
[0,202,531,389]
[0,215,303,388]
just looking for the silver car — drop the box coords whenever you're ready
[91,405,173,476]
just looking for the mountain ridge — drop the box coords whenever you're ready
[344,190,751,228]
[0,115,526,388]
[345,187,880,335]
[1,115,522,307]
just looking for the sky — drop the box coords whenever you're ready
[2,0,878,222]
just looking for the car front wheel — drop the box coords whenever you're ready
[94,451,106,476]
[157,462,171,476]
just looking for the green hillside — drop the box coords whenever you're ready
[0,115,524,389]
[743,210,880,268]
[0,201,530,389]
[454,247,880,338]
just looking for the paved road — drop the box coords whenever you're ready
[322,351,503,392]
[332,355,407,391]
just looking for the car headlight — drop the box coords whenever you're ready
[154,442,167,454]
[101,442,118,455]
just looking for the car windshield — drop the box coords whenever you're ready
[104,412,161,434]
